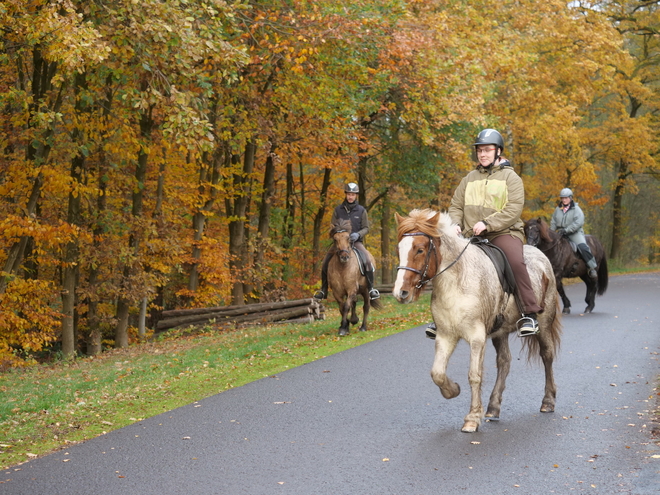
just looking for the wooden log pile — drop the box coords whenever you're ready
[156,298,325,332]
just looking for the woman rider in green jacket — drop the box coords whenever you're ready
[426,129,543,338]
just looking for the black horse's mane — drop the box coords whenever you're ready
[536,218,556,243]
[330,218,352,238]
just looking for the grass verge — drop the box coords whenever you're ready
[0,294,431,469]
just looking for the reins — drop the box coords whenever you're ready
[531,229,561,253]
[396,232,472,289]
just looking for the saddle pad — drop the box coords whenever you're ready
[352,247,367,276]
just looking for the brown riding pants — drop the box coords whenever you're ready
[490,234,543,314]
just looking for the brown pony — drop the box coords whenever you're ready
[327,219,382,336]
[393,209,562,433]
[524,218,608,314]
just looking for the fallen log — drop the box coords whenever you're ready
[156,303,317,331]
[161,298,315,318]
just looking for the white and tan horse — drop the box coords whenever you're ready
[393,209,561,432]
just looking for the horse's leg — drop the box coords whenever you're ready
[582,275,596,313]
[485,333,512,421]
[358,294,370,332]
[537,317,558,413]
[430,333,461,401]
[338,297,351,336]
[349,295,359,326]
[461,333,487,433]
[556,277,570,314]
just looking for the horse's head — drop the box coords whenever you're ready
[330,219,352,263]
[524,218,542,246]
[392,209,443,303]
[524,217,554,247]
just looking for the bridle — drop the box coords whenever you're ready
[528,226,560,253]
[333,228,352,258]
[396,232,472,289]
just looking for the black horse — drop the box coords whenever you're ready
[524,218,608,314]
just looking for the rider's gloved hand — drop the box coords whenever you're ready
[349,233,359,242]
[556,228,565,236]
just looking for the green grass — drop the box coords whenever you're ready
[0,294,432,469]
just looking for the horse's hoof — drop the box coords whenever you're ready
[438,381,461,399]
[540,404,555,413]
[584,307,593,314]
[562,308,570,315]
[359,327,367,332]
[484,413,500,421]
[338,328,349,336]
[461,421,479,433]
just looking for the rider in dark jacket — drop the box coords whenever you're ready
[314,183,380,301]
[550,188,598,279]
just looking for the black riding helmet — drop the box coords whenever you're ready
[473,129,504,167]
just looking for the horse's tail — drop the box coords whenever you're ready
[597,256,608,295]
[370,297,383,310]
[522,278,562,364]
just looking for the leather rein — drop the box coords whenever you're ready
[332,228,353,257]
[529,229,561,253]
[396,232,472,289]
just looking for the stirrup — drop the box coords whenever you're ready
[517,315,539,337]
[313,290,326,300]
[425,321,437,339]
[368,288,380,300]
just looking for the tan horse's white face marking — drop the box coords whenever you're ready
[393,236,415,303]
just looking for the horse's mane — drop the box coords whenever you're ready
[397,209,455,241]
[536,218,555,243]
[330,218,352,238]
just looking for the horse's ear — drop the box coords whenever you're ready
[429,211,440,225]
[394,212,403,225]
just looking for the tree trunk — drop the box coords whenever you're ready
[227,141,256,305]
[254,143,277,297]
[115,106,153,348]
[312,167,332,273]
[610,158,629,260]
[61,71,89,358]
[281,160,295,282]
[85,75,113,356]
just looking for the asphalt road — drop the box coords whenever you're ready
[2,272,659,495]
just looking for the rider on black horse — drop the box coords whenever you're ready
[550,188,598,279]
[314,182,380,302]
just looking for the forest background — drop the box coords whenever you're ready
[0,0,658,367]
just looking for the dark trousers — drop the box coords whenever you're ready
[490,235,543,314]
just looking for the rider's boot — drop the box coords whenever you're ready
[517,313,539,337]
[314,274,328,300]
[365,269,380,300]
[578,243,598,279]
[425,321,437,339]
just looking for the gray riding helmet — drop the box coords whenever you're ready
[344,182,359,193]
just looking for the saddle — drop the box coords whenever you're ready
[566,239,578,253]
[470,237,521,334]
[470,237,517,296]
[352,247,371,275]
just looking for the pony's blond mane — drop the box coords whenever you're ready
[397,209,454,240]
[330,218,351,238]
